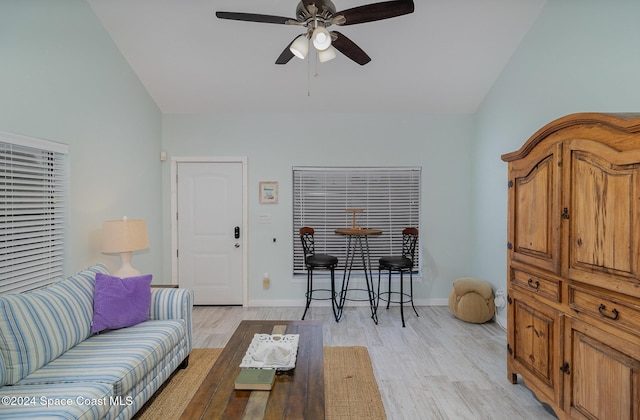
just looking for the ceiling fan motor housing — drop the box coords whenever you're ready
[296,0,337,24]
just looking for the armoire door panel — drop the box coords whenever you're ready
[507,291,563,407]
[514,156,553,257]
[566,320,640,420]
[565,141,640,296]
[509,144,562,274]
[513,299,556,386]
[571,152,634,273]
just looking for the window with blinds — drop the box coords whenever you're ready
[0,132,69,294]
[293,167,421,275]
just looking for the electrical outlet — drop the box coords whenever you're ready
[494,289,506,308]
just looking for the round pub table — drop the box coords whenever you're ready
[334,228,382,323]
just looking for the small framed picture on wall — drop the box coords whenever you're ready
[259,181,278,204]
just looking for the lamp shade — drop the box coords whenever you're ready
[102,218,149,253]
[318,46,337,63]
[290,35,309,59]
[312,27,331,51]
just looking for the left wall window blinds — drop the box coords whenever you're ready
[0,132,69,294]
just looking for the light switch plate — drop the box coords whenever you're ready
[258,214,271,224]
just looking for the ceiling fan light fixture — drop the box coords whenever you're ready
[217,0,416,66]
[290,34,309,59]
[318,45,337,63]
[312,26,332,51]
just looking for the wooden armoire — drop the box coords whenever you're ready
[502,113,640,419]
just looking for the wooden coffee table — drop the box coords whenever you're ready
[180,320,324,419]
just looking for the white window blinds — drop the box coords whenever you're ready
[0,132,69,294]
[293,167,421,274]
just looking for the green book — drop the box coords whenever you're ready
[234,368,277,391]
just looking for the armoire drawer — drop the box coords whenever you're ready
[511,270,560,302]
[569,285,640,337]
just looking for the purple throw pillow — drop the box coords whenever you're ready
[91,272,152,334]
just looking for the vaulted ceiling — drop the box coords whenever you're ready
[87,0,546,114]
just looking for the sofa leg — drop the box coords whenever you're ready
[179,355,189,369]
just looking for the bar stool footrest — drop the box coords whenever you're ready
[377,291,413,305]
[305,289,337,301]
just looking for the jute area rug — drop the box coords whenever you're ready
[134,346,386,419]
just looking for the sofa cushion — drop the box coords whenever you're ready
[91,273,152,334]
[17,319,186,397]
[0,382,113,419]
[0,264,108,385]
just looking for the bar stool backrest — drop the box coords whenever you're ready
[402,227,419,268]
[299,227,316,262]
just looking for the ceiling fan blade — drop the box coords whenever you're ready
[331,32,371,65]
[216,11,295,25]
[336,1,414,26]
[275,39,296,65]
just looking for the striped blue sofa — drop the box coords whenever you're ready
[0,264,193,419]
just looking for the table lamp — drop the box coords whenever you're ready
[101,217,149,277]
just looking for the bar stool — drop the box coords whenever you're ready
[299,227,339,321]
[377,227,419,327]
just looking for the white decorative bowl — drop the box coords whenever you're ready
[239,333,300,371]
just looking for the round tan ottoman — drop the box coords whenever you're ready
[448,277,495,323]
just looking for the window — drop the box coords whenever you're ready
[0,131,69,294]
[293,167,421,274]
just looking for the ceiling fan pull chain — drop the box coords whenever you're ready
[307,51,311,97]
[314,50,320,78]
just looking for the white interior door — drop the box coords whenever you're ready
[176,161,244,305]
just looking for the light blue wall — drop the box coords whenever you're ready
[0,1,163,277]
[473,0,640,324]
[162,113,475,303]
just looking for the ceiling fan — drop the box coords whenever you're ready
[216,0,415,66]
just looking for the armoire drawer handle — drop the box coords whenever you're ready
[598,304,620,320]
[527,278,540,290]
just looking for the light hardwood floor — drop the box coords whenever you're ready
[191,304,557,420]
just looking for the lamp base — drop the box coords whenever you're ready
[114,252,142,278]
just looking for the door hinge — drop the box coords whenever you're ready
[507,242,513,250]
[507,344,513,356]
[508,180,513,188]
[176,249,179,258]
[560,362,570,375]
[562,207,570,219]
[507,294,512,304]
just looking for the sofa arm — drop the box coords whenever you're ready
[149,287,194,352]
